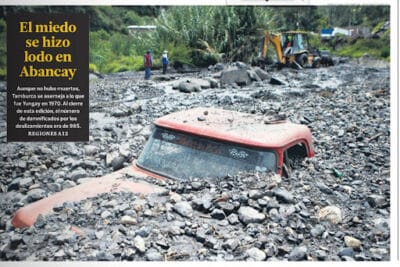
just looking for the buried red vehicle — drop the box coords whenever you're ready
[12,107,315,228]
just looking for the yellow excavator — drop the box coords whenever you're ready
[260,30,333,69]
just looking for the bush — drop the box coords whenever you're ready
[0,19,6,79]
[89,63,98,73]
[380,46,390,59]
[191,50,220,67]
[0,67,6,81]
[335,37,390,61]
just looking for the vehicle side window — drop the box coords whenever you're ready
[286,143,307,159]
[283,143,308,177]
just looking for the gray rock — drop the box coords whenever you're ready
[222,239,239,251]
[246,247,266,261]
[220,67,251,86]
[27,188,46,202]
[95,231,104,239]
[111,156,126,171]
[197,116,206,121]
[270,76,288,86]
[279,204,296,217]
[214,63,225,71]
[369,248,388,256]
[39,147,53,154]
[316,182,333,195]
[134,236,146,253]
[299,210,310,218]
[8,179,20,191]
[9,234,23,249]
[47,183,62,192]
[247,70,262,82]
[96,251,115,261]
[254,67,270,80]
[17,160,27,170]
[101,210,112,219]
[238,206,266,224]
[54,232,75,245]
[311,224,326,237]
[169,193,182,203]
[106,151,119,167]
[367,194,387,208]
[84,145,99,155]
[273,188,294,203]
[216,202,235,215]
[195,228,207,243]
[192,196,213,212]
[268,208,280,222]
[315,250,327,261]
[19,178,33,188]
[120,215,137,225]
[136,226,152,237]
[62,180,76,190]
[235,62,248,69]
[211,209,225,220]
[338,248,354,258]
[227,213,240,225]
[206,78,219,88]
[118,144,131,158]
[344,236,362,249]
[68,168,87,181]
[372,217,390,231]
[249,190,264,199]
[341,256,355,261]
[111,108,131,117]
[145,248,163,261]
[54,249,66,258]
[173,201,193,218]
[191,181,203,190]
[288,246,308,261]
[118,203,130,212]
[178,81,202,93]
[189,78,212,89]
[317,206,342,224]
[81,160,98,169]
[156,239,169,249]
[354,253,369,261]
[204,236,218,249]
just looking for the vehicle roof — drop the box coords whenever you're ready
[281,30,309,35]
[154,107,313,149]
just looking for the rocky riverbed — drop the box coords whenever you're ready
[0,56,391,261]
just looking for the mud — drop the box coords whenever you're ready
[0,56,390,261]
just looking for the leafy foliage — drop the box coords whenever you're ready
[335,34,390,61]
[0,5,391,77]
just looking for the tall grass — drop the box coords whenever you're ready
[334,29,390,61]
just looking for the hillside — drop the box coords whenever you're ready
[0,5,391,77]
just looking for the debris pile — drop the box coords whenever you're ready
[0,57,390,261]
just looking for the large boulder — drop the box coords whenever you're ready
[177,80,202,93]
[220,67,252,86]
[189,78,212,89]
[247,70,261,82]
[253,67,270,80]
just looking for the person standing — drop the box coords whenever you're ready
[162,50,169,74]
[144,49,153,79]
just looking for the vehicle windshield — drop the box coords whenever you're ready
[137,127,277,180]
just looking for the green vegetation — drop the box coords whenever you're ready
[0,18,5,80]
[0,5,391,77]
[334,33,390,61]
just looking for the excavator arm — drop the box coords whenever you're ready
[262,31,286,65]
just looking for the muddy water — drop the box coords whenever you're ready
[0,58,391,261]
